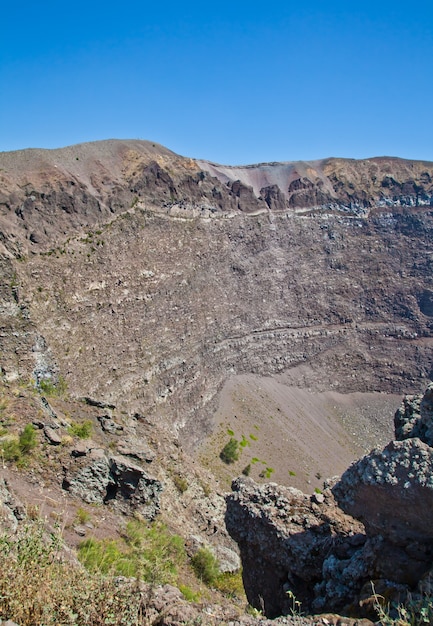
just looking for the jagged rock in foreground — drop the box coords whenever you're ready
[62,452,163,519]
[333,439,433,548]
[226,478,367,617]
[226,384,433,619]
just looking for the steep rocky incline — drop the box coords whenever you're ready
[1,139,433,624]
[1,140,433,449]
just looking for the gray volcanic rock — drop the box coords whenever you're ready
[198,156,433,211]
[97,414,123,434]
[116,438,155,462]
[225,477,366,617]
[332,438,433,587]
[259,184,286,211]
[333,438,433,546]
[0,479,25,532]
[227,384,433,619]
[63,456,112,504]
[44,425,62,445]
[394,382,433,445]
[63,454,162,519]
[108,455,162,517]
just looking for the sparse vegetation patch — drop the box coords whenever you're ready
[67,420,93,439]
[242,463,251,476]
[0,522,147,626]
[79,519,186,585]
[39,376,68,398]
[0,423,37,466]
[239,435,250,448]
[172,473,188,493]
[259,467,274,479]
[220,437,239,464]
[190,547,220,586]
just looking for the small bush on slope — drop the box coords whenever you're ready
[38,376,68,398]
[220,438,239,464]
[18,423,37,454]
[78,519,186,585]
[67,419,93,439]
[0,423,37,465]
[191,547,220,585]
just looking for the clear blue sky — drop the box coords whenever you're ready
[1,1,432,164]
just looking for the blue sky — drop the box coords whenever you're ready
[1,1,432,164]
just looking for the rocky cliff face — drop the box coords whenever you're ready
[1,140,433,450]
[198,156,433,213]
[2,139,433,623]
[226,383,433,619]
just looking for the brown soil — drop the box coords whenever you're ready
[199,373,400,493]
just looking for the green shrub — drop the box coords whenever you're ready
[39,376,67,397]
[78,519,186,585]
[214,570,245,599]
[1,437,21,462]
[191,547,220,586]
[68,420,92,439]
[75,507,91,524]
[19,424,37,454]
[239,435,250,448]
[220,438,239,464]
[78,537,135,577]
[179,584,201,602]
[124,519,186,584]
[172,473,188,493]
[242,464,251,476]
[0,424,37,465]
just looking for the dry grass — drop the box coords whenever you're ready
[0,522,150,625]
[0,519,245,625]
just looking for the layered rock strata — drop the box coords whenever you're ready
[1,141,433,448]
